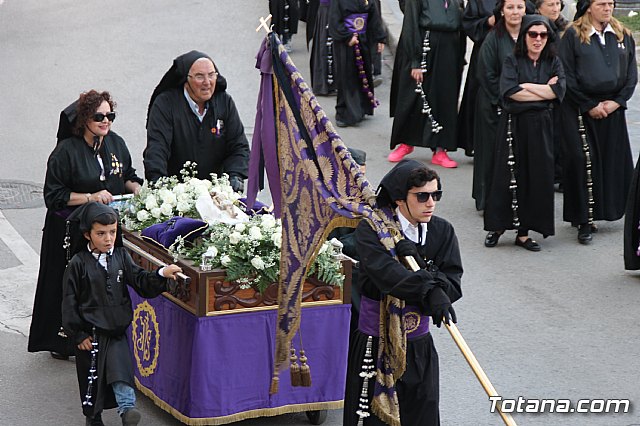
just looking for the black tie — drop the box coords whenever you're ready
[417,223,423,246]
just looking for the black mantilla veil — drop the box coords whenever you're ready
[146,50,228,128]
[64,202,123,262]
[514,14,557,59]
[376,159,441,209]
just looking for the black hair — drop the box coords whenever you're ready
[405,167,441,195]
[82,211,119,234]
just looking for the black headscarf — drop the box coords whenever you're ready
[146,50,228,127]
[574,0,591,20]
[65,202,122,260]
[519,14,556,42]
[377,159,431,208]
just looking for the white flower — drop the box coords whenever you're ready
[229,231,243,245]
[261,214,277,229]
[235,223,246,232]
[318,242,329,254]
[251,256,266,270]
[177,192,191,203]
[174,183,187,196]
[160,203,174,217]
[145,195,158,210]
[249,226,262,240]
[205,246,218,258]
[151,207,162,219]
[160,189,177,206]
[629,10,638,17]
[177,201,191,213]
[221,255,231,266]
[271,231,282,248]
[136,210,150,222]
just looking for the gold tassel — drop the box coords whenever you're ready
[299,349,312,387]
[270,370,279,394]
[290,346,301,387]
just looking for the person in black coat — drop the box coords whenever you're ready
[62,202,181,426]
[144,51,250,192]
[28,90,143,361]
[343,159,462,425]
[558,0,637,244]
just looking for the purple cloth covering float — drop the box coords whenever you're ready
[126,289,349,424]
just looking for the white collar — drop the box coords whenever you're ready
[589,23,615,43]
[183,87,207,121]
[395,207,427,245]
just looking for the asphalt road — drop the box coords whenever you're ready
[1,0,640,425]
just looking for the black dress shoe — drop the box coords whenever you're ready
[484,231,503,247]
[335,119,349,128]
[578,224,592,244]
[515,237,541,252]
[50,351,69,360]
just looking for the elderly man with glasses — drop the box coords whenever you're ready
[144,50,249,192]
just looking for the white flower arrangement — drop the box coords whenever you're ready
[170,213,345,293]
[122,162,344,294]
[122,162,241,231]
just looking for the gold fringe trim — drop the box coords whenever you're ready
[135,377,342,425]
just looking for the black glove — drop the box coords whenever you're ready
[395,239,427,269]
[426,287,456,328]
[229,175,245,194]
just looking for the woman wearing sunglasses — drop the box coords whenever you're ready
[484,15,565,251]
[28,90,143,360]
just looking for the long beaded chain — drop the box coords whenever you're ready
[356,336,376,425]
[578,114,594,226]
[414,30,442,133]
[506,114,520,228]
[326,25,334,86]
[353,39,379,108]
[82,327,99,407]
[283,0,291,38]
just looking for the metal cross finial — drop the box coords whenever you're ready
[256,14,273,33]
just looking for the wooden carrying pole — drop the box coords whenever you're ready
[401,254,517,426]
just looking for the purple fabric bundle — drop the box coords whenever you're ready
[141,216,208,249]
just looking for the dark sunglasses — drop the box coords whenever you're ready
[92,112,116,122]
[409,190,443,202]
[527,31,549,39]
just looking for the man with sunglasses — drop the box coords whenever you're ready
[144,51,249,192]
[343,159,462,425]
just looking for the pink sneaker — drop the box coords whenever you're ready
[388,144,414,162]
[432,151,457,168]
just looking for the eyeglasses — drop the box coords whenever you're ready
[188,72,219,83]
[92,112,116,122]
[527,31,549,39]
[409,190,443,202]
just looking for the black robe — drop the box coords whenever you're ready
[390,0,465,151]
[62,247,169,417]
[310,0,337,95]
[28,133,142,356]
[558,27,637,225]
[269,0,300,43]
[472,28,515,211]
[484,54,566,236]
[144,87,250,182]
[329,0,386,126]
[343,216,463,426]
[624,153,640,269]
[456,0,496,156]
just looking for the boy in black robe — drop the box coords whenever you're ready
[62,203,181,426]
[343,159,462,425]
